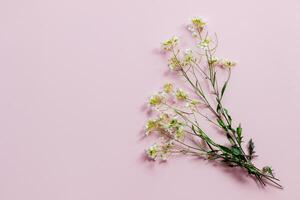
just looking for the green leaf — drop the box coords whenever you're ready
[192,125,216,146]
[226,133,235,145]
[218,145,232,154]
[191,125,198,135]
[217,118,224,126]
[217,118,227,131]
[221,82,227,99]
[231,145,242,156]
[236,124,243,144]
[212,71,217,86]
[223,108,232,124]
[247,165,258,174]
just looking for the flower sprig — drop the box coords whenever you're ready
[143,17,282,189]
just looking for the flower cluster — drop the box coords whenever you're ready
[147,83,191,109]
[149,94,164,107]
[146,140,175,161]
[142,17,282,189]
[182,49,196,66]
[144,110,186,160]
[161,36,179,51]
[163,83,173,93]
[175,89,188,101]
[207,57,236,68]
[167,49,197,70]
[187,17,207,36]
[168,56,182,70]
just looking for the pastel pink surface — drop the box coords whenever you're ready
[0,0,299,199]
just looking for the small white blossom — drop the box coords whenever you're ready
[168,56,182,70]
[183,49,195,66]
[198,37,211,49]
[146,144,159,160]
[163,83,174,94]
[149,94,164,106]
[175,89,188,101]
[145,119,158,135]
[209,56,219,66]
[160,140,174,161]
[220,59,237,68]
[175,128,185,140]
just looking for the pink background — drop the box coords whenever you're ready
[0,0,300,199]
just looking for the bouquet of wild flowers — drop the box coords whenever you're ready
[143,17,282,188]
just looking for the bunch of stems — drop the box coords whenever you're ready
[145,19,282,189]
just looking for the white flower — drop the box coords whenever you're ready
[145,119,158,135]
[163,83,174,94]
[160,140,174,161]
[183,49,195,66]
[175,89,188,100]
[168,56,181,70]
[187,24,195,32]
[175,128,185,140]
[198,37,211,49]
[221,59,236,68]
[209,56,219,66]
[149,94,164,106]
[146,144,159,160]
[189,17,207,31]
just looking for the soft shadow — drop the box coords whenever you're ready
[138,152,156,170]
[193,157,267,188]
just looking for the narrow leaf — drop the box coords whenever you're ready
[218,145,232,154]
[236,124,243,144]
[226,133,235,145]
[217,118,227,131]
[231,145,242,156]
[248,139,255,160]
[223,108,232,124]
[212,71,217,86]
[221,82,227,99]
